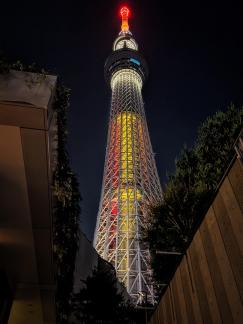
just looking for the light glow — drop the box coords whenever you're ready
[111,69,142,90]
[120,6,130,18]
[120,6,130,32]
[130,58,140,66]
[108,111,142,277]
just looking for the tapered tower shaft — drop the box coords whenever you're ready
[94,7,162,304]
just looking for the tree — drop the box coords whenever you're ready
[195,104,243,190]
[72,266,144,324]
[144,104,243,288]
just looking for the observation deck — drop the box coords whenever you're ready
[104,48,148,86]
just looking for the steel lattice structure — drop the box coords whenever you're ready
[93,7,162,304]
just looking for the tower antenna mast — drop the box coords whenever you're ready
[120,6,130,33]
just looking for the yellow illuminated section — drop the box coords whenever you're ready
[113,112,142,276]
[117,112,136,181]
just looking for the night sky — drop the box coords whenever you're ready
[1,1,243,241]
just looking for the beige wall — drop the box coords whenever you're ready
[149,158,243,324]
[0,71,57,323]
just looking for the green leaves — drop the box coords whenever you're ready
[52,82,81,323]
[144,104,243,289]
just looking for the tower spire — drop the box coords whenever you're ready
[94,5,163,305]
[120,6,130,33]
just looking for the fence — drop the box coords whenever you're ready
[149,156,243,323]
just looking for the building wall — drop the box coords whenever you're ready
[0,70,57,324]
[149,157,243,324]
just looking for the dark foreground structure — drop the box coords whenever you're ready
[149,141,243,323]
[0,69,129,324]
[0,70,57,323]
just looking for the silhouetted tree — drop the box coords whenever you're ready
[72,267,145,324]
[144,104,243,288]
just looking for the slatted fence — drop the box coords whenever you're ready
[149,157,243,324]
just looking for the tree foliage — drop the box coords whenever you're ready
[144,104,243,287]
[52,84,81,323]
[72,266,144,324]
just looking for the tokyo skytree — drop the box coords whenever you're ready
[93,6,162,304]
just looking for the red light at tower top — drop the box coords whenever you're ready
[120,6,130,18]
[120,6,130,32]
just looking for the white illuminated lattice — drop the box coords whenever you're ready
[94,67,162,305]
[113,36,138,51]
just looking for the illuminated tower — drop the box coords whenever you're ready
[94,6,162,304]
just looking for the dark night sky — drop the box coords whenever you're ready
[1,0,243,241]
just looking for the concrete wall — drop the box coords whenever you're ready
[149,157,243,324]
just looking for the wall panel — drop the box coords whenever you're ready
[149,157,243,324]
